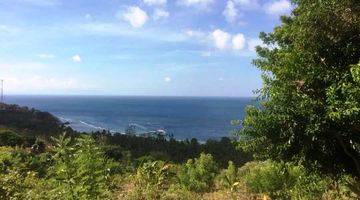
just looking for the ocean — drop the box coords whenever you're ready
[4,95,255,141]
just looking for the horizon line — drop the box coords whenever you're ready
[4,94,257,98]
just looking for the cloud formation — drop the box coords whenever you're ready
[164,76,171,82]
[3,76,91,93]
[85,14,92,20]
[153,8,169,20]
[210,29,246,51]
[178,0,214,9]
[122,6,149,28]
[264,0,292,15]
[72,54,82,62]
[211,29,231,50]
[232,33,245,50]
[223,1,238,23]
[234,0,260,9]
[143,0,167,6]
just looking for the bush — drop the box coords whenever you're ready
[129,160,173,199]
[237,160,301,199]
[49,133,112,199]
[216,161,238,190]
[0,146,50,200]
[236,160,360,199]
[178,153,218,192]
[290,171,329,200]
[0,130,23,147]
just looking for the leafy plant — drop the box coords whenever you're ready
[178,153,218,192]
[130,160,172,199]
[0,130,23,147]
[237,0,360,180]
[216,161,239,190]
[237,161,301,199]
[50,133,111,199]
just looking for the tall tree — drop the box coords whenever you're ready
[238,0,360,179]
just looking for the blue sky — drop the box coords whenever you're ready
[0,0,292,96]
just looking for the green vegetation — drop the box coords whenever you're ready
[0,0,359,199]
[0,133,357,199]
[238,0,360,179]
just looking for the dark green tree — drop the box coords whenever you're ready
[238,0,360,179]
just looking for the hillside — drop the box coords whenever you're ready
[0,103,70,136]
[0,103,358,199]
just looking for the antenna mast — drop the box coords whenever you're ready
[1,79,3,103]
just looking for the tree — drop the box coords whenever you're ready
[238,0,360,179]
[178,153,218,192]
[50,133,111,199]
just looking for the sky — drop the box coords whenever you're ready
[0,0,292,97]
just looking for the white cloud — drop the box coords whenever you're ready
[3,76,90,93]
[184,29,249,51]
[223,1,238,23]
[264,0,292,15]
[234,0,259,8]
[122,6,149,28]
[0,61,95,94]
[72,54,82,62]
[178,0,214,8]
[222,0,260,24]
[185,29,206,38]
[38,54,55,59]
[164,76,171,82]
[153,8,169,20]
[184,29,209,44]
[235,0,250,4]
[211,29,231,50]
[187,29,247,52]
[218,77,224,81]
[85,14,92,20]
[232,33,245,50]
[143,0,167,6]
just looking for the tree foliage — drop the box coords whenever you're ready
[50,134,112,199]
[238,0,360,178]
[178,153,218,192]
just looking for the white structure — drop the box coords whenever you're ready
[0,79,3,103]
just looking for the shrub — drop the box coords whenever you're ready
[237,160,301,199]
[30,138,46,154]
[130,160,173,199]
[0,147,50,200]
[178,153,218,192]
[50,133,112,199]
[0,130,23,147]
[290,171,329,200]
[216,161,238,190]
[236,160,359,199]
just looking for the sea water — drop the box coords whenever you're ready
[4,95,255,141]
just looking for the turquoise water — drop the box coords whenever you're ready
[5,95,254,141]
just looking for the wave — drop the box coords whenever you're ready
[58,116,72,123]
[128,123,148,130]
[57,115,162,135]
[79,120,107,130]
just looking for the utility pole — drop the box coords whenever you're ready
[1,79,3,103]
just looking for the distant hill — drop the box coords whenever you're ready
[0,103,72,137]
